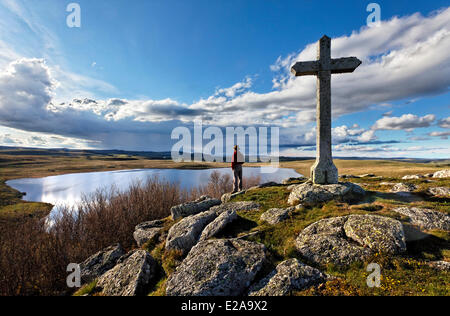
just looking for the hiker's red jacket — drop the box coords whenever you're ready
[231,150,244,169]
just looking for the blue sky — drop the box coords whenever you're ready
[0,0,449,158]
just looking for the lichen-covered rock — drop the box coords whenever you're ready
[295,217,371,266]
[200,210,238,241]
[296,215,406,266]
[249,259,326,296]
[165,210,217,255]
[166,239,267,296]
[260,207,294,225]
[79,244,126,284]
[391,183,417,193]
[433,169,450,178]
[288,182,365,206]
[344,215,406,255]
[170,195,221,220]
[96,250,157,296]
[210,201,261,214]
[427,187,450,197]
[133,220,165,247]
[392,207,450,231]
[428,261,450,271]
[402,174,424,180]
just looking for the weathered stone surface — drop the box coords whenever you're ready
[428,261,450,271]
[402,174,424,180]
[170,195,221,220]
[79,244,126,284]
[165,210,217,255]
[133,220,165,247]
[288,182,365,206]
[428,187,450,197]
[221,191,245,203]
[260,207,294,225]
[296,215,406,266]
[391,183,417,193]
[282,177,306,185]
[97,250,157,296]
[392,207,450,231]
[200,210,238,241]
[249,259,326,296]
[344,215,406,255]
[433,169,450,178]
[210,201,261,214]
[166,239,267,296]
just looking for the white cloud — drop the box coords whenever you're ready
[429,131,450,139]
[372,114,436,131]
[438,117,450,129]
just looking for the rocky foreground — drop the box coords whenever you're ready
[76,170,450,296]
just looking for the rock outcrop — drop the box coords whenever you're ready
[170,195,221,220]
[296,215,406,266]
[249,259,326,296]
[79,244,126,284]
[260,207,294,225]
[165,210,217,255]
[391,183,417,193]
[210,201,261,214]
[392,207,450,231]
[96,250,157,296]
[133,220,165,247]
[427,187,450,197]
[166,239,267,296]
[433,169,450,178]
[288,182,365,206]
[402,175,423,180]
[200,210,238,241]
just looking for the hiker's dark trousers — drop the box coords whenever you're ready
[233,165,243,193]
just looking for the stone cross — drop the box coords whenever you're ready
[291,35,361,184]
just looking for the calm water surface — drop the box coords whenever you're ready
[7,167,301,215]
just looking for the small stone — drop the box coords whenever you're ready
[96,250,157,296]
[288,182,365,206]
[249,259,326,296]
[260,207,294,225]
[170,195,221,220]
[391,183,417,193]
[402,174,424,180]
[433,170,450,178]
[79,244,126,284]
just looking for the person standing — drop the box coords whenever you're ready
[231,145,244,193]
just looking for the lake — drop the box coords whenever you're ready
[7,167,302,213]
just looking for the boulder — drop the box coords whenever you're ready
[79,244,126,284]
[296,215,406,266]
[260,207,294,225]
[344,215,406,255]
[96,250,157,296]
[391,207,450,231]
[249,259,326,296]
[427,187,450,197]
[391,183,417,193]
[288,182,365,206]
[210,201,261,214]
[166,239,267,296]
[165,210,217,255]
[170,195,221,220]
[133,220,165,247]
[221,191,246,203]
[200,210,238,241]
[282,177,306,185]
[402,174,423,180]
[433,169,450,178]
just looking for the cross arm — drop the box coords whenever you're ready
[291,61,319,76]
[330,57,362,74]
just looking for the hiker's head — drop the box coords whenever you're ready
[233,145,239,151]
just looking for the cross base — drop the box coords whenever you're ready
[311,159,338,185]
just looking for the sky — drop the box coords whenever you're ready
[0,0,449,158]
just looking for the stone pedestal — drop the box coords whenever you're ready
[311,159,338,185]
